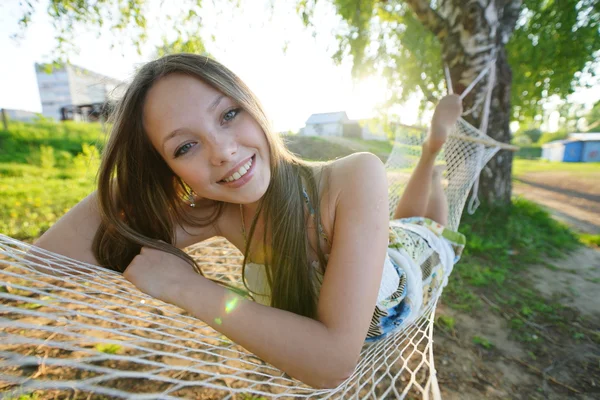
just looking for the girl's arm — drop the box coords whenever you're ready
[32,191,104,266]
[32,191,216,267]
[125,152,390,388]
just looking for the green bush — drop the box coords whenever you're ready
[512,134,533,145]
[522,128,542,143]
[515,145,542,159]
[72,143,101,175]
[0,120,107,163]
[55,150,74,168]
[538,131,569,145]
[25,144,56,169]
[0,164,95,240]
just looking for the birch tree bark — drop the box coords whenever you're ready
[406,0,522,205]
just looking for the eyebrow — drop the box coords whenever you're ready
[162,94,226,150]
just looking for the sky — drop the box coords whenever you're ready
[0,0,416,133]
[0,0,598,133]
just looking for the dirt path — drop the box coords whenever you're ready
[513,172,600,234]
[436,246,600,399]
[436,171,600,400]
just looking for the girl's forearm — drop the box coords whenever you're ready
[170,274,356,389]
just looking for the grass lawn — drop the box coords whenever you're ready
[0,164,96,240]
[513,159,600,177]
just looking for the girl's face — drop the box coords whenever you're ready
[143,73,271,205]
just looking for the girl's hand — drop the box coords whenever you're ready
[123,245,198,305]
[431,94,463,129]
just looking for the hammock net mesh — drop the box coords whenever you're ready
[0,67,508,399]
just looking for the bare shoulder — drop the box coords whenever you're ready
[327,152,387,196]
[315,153,387,245]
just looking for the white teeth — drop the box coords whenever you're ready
[224,157,253,182]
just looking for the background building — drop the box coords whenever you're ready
[35,63,124,121]
[542,133,600,162]
[300,111,388,141]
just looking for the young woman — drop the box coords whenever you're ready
[33,53,465,389]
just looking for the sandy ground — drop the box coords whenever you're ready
[436,171,600,400]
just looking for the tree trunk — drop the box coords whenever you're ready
[478,48,513,204]
[441,1,519,205]
[407,0,522,205]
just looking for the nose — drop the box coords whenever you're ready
[207,132,238,166]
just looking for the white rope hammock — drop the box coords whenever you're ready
[0,63,514,399]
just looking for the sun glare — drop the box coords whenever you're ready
[345,75,389,120]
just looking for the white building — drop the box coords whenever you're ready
[302,112,350,137]
[35,63,124,121]
[541,133,600,162]
[301,111,388,141]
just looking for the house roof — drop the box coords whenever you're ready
[305,111,349,125]
[542,140,569,147]
[569,133,600,141]
[542,133,600,147]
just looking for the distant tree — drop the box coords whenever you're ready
[508,0,600,122]
[156,36,211,58]
[511,132,532,146]
[586,101,600,132]
[12,1,207,59]
[538,131,570,145]
[522,128,542,143]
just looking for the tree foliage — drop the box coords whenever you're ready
[14,0,206,59]
[538,130,570,144]
[522,128,543,143]
[156,36,210,58]
[586,100,600,131]
[509,0,600,121]
[298,0,600,121]
[12,0,600,121]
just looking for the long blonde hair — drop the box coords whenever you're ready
[93,53,328,318]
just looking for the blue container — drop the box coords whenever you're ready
[562,141,583,162]
[582,141,600,162]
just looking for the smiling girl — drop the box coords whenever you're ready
[33,53,465,389]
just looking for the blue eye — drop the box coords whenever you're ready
[174,142,194,158]
[223,108,241,123]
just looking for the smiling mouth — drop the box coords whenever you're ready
[218,155,255,183]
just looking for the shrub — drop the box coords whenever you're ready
[522,128,542,143]
[26,145,56,169]
[55,150,74,168]
[538,131,569,145]
[512,134,532,145]
[72,143,101,176]
[0,120,107,163]
[515,146,542,159]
